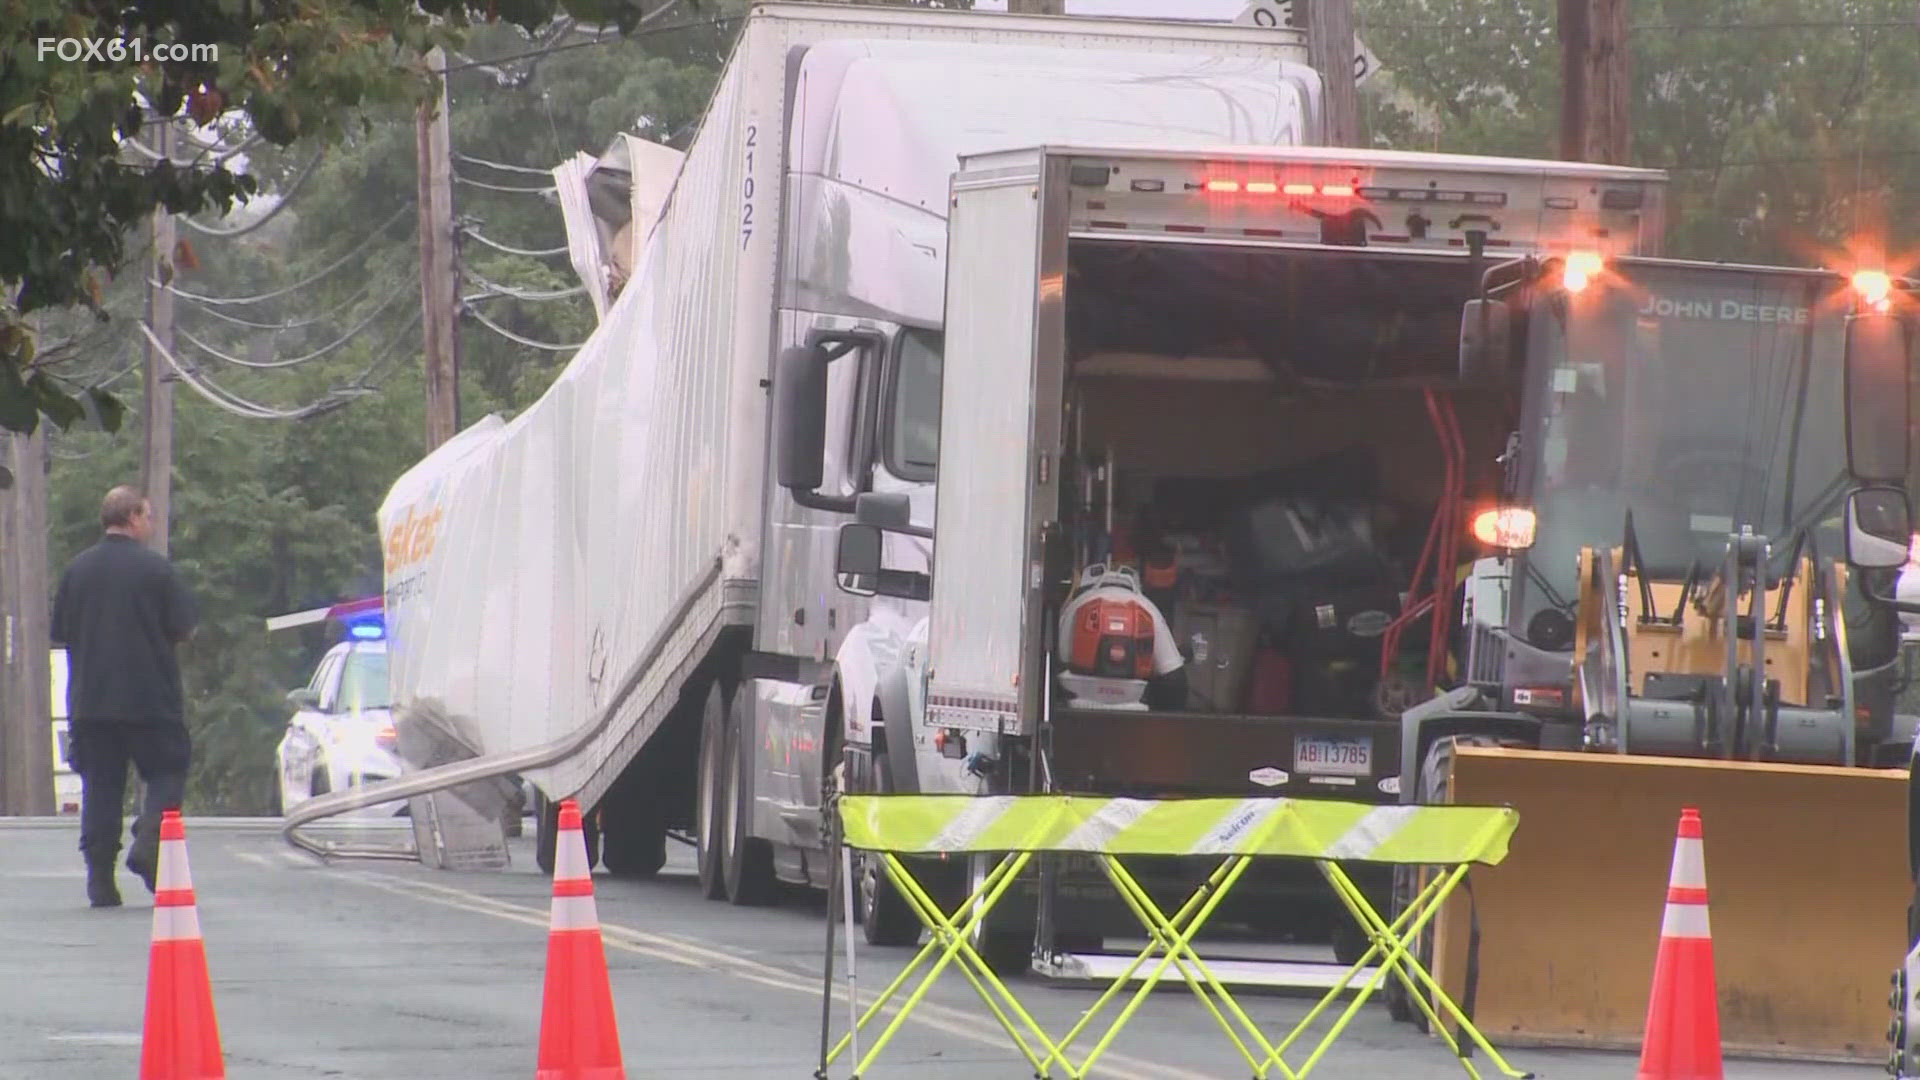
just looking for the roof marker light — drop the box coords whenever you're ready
[1205,179,1240,193]
[1282,182,1316,196]
[1245,181,1278,194]
[1563,250,1604,294]
[1854,269,1893,311]
[1320,184,1355,197]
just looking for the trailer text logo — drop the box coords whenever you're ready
[384,503,444,575]
[1640,295,1808,325]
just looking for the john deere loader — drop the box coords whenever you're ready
[1388,254,1918,1063]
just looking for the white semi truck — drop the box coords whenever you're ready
[370,2,1326,882]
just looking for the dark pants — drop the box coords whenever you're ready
[69,720,190,862]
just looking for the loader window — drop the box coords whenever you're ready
[1519,263,1850,620]
[885,328,943,481]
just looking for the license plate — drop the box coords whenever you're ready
[1293,736,1372,776]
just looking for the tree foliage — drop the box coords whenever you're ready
[0,0,684,436]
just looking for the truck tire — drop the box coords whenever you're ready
[859,751,922,947]
[601,795,667,879]
[535,790,603,877]
[722,690,778,906]
[966,853,1034,976]
[695,679,731,900]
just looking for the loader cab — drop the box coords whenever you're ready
[1486,257,1920,762]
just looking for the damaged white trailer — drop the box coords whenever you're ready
[289,2,1327,877]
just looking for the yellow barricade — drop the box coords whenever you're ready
[817,793,1531,1080]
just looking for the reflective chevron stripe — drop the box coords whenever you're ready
[838,794,1516,866]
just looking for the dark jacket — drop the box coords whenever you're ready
[50,534,198,725]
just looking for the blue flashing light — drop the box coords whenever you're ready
[347,619,384,641]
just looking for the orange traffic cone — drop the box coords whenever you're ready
[536,799,625,1080]
[1637,807,1723,1080]
[140,810,224,1079]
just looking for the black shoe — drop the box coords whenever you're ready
[87,861,122,908]
[126,838,158,894]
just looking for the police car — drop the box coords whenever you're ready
[271,621,407,817]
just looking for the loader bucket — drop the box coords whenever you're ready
[1426,745,1907,1063]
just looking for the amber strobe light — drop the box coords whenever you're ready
[1472,507,1537,550]
[1853,269,1893,312]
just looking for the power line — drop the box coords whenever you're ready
[462,269,585,301]
[177,152,326,239]
[346,309,424,388]
[175,280,417,370]
[438,14,743,75]
[454,173,556,195]
[455,152,554,177]
[138,319,359,420]
[162,204,414,306]
[460,225,569,258]
[181,272,385,332]
[464,305,585,351]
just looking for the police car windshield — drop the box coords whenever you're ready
[337,647,392,712]
[1520,262,1851,614]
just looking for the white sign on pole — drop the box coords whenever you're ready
[1234,0,1382,85]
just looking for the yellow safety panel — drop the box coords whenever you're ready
[837,794,1517,866]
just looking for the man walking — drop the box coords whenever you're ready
[50,485,198,907]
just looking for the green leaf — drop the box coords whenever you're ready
[88,387,126,434]
[27,372,85,431]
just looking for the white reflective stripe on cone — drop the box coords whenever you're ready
[152,905,203,942]
[1667,836,1706,891]
[555,826,592,882]
[1659,902,1711,940]
[159,839,193,890]
[550,894,599,931]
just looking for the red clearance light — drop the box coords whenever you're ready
[1205,179,1240,193]
[1320,184,1355,197]
[1282,182,1316,196]
[1245,181,1278,194]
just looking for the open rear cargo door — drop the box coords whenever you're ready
[1429,745,1906,1062]
[925,154,1067,739]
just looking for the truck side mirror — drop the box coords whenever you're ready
[1459,299,1512,383]
[1844,485,1912,570]
[1844,311,1911,483]
[835,523,931,601]
[776,344,832,496]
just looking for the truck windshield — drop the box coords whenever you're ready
[1519,263,1852,626]
[887,328,943,480]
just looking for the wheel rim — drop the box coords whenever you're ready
[697,724,717,864]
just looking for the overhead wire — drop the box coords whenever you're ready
[180,271,388,332]
[455,153,555,177]
[464,304,585,352]
[438,13,743,75]
[175,280,417,370]
[140,320,352,419]
[162,203,413,305]
[462,268,585,301]
[461,226,569,258]
[455,173,557,194]
[177,151,326,239]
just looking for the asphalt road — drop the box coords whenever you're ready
[0,817,1880,1079]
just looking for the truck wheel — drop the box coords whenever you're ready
[722,690,777,906]
[966,853,1033,976]
[535,791,603,876]
[602,803,668,879]
[695,680,730,900]
[859,751,923,947]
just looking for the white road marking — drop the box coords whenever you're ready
[45,1032,142,1046]
[340,870,1218,1080]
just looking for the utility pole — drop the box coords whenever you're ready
[418,47,459,451]
[1304,0,1361,146]
[142,119,176,555]
[1559,0,1630,163]
[0,423,54,816]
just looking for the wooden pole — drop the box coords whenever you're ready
[0,424,54,815]
[1560,0,1629,163]
[142,121,176,555]
[1305,0,1361,146]
[418,47,459,451]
